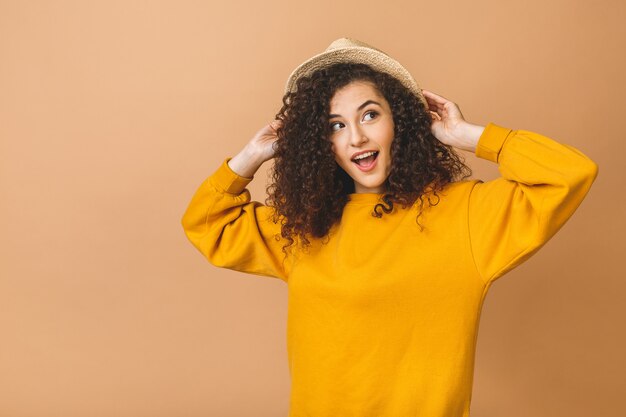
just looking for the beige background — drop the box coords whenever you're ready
[1,1,624,416]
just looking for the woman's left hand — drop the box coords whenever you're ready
[421,89,483,153]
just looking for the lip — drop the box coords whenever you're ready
[350,149,379,161]
[353,151,379,172]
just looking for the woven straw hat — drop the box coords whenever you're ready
[284,37,429,110]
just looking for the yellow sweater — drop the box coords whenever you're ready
[181,122,598,416]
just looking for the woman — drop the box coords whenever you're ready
[181,38,598,417]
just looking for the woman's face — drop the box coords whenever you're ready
[328,80,395,194]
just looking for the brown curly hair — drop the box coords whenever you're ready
[265,62,472,259]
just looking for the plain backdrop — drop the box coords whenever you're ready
[1,1,624,416]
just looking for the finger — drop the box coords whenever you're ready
[424,97,446,113]
[422,90,449,104]
[269,120,281,130]
[422,91,444,107]
[422,89,445,99]
[421,93,439,110]
[422,91,454,118]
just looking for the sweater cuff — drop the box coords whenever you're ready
[475,122,514,163]
[209,157,255,195]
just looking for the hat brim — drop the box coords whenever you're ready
[284,46,428,110]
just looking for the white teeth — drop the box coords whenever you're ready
[353,151,377,161]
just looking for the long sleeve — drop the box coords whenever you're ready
[181,157,292,282]
[468,122,599,285]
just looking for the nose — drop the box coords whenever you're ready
[349,123,368,147]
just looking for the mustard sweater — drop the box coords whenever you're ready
[181,122,598,417]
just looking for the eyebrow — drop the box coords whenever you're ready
[329,100,381,119]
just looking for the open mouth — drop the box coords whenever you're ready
[351,151,379,167]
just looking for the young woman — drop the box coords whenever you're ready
[181,38,598,417]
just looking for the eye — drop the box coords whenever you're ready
[329,111,378,132]
[364,110,378,121]
[330,121,344,132]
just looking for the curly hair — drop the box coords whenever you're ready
[265,62,472,259]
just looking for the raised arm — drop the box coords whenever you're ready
[181,121,293,281]
[421,90,599,285]
[467,123,599,285]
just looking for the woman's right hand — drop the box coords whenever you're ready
[246,119,284,163]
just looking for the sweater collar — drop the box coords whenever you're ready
[346,192,386,204]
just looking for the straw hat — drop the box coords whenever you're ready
[284,37,429,110]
